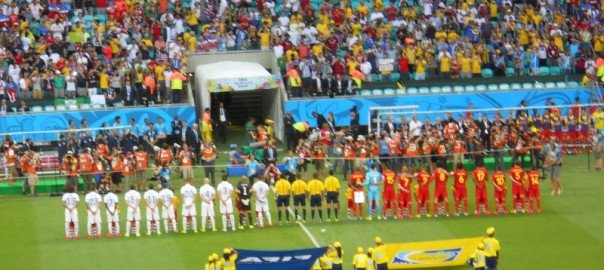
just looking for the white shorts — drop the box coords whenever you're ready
[127,207,141,221]
[219,200,234,214]
[146,207,160,221]
[87,211,102,224]
[201,202,215,217]
[182,204,197,217]
[255,199,269,212]
[162,206,176,219]
[106,210,119,223]
[65,209,78,222]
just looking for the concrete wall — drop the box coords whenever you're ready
[187,51,275,71]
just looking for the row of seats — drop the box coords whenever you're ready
[357,81,581,96]
[29,103,106,113]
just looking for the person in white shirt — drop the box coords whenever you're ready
[216,175,236,232]
[252,178,272,228]
[409,115,423,138]
[124,185,142,237]
[143,184,162,235]
[85,184,103,238]
[62,186,80,239]
[159,183,177,233]
[199,178,217,232]
[180,179,198,233]
[103,188,121,237]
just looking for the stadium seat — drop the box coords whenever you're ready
[465,85,475,92]
[361,89,372,96]
[545,82,556,89]
[418,87,430,94]
[505,67,515,77]
[567,81,580,87]
[80,104,91,110]
[556,82,567,88]
[44,105,55,112]
[371,74,380,81]
[383,88,395,95]
[481,68,494,78]
[391,73,400,81]
[487,84,499,91]
[406,87,418,94]
[372,89,384,95]
[441,86,452,93]
[453,86,464,93]
[549,66,561,76]
[522,83,534,89]
[95,14,107,24]
[396,88,406,95]
[68,104,78,110]
[534,82,545,89]
[538,67,550,76]
[55,105,67,111]
[430,86,442,93]
[499,83,510,90]
[91,104,104,109]
[31,106,43,112]
[476,84,487,91]
[510,83,522,90]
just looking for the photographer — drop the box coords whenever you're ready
[155,161,172,188]
[201,141,217,185]
[177,143,195,183]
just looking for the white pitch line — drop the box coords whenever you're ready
[270,186,320,247]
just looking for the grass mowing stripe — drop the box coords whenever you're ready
[0,198,41,269]
[270,185,321,247]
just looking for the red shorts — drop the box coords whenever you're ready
[434,186,447,201]
[579,131,589,140]
[494,188,506,200]
[454,186,467,200]
[397,192,412,205]
[383,190,396,202]
[475,187,488,202]
[417,188,430,203]
[512,184,524,197]
[347,198,354,209]
[528,186,540,198]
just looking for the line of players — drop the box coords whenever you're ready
[61,174,274,239]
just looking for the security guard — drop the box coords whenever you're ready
[367,248,376,270]
[332,241,344,270]
[221,248,237,270]
[291,174,308,223]
[353,247,369,270]
[324,170,341,222]
[307,173,326,223]
[472,243,487,270]
[373,237,389,270]
[483,227,501,270]
[275,177,292,225]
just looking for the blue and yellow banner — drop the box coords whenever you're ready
[236,247,327,270]
[386,237,483,269]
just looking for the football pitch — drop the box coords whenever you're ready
[1,152,603,270]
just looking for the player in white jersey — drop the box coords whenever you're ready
[199,178,217,232]
[124,185,141,237]
[62,186,80,239]
[252,177,272,227]
[158,183,177,233]
[216,175,236,232]
[180,179,198,233]
[103,187,121,237]
[144,183,162,235]
[85,184,103,238]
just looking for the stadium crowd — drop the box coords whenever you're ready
[0,0,602,104]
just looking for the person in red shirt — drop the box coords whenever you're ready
[381,165,397,218]
[384,2,398,21]
[452,163,469,216]
[414,166,432,218]
[492,167,508,215]
[472,160,490,215]
[397,54,410,81]
[432,161,450,217]
[397,166,413,219]
[349,168,365,219]
[134,146,149,190]
[526,166,542,213]
[509,161,525,213]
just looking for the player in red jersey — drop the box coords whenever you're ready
[492,167,508,215]
[396,166,414,219]
[508,161,525,213]
[472,160,490,215]
[349,168,365,220]
[526,166,542,213]
[414,166,432,218]
[382,165,397,219]
[432,161,450,217]
[452,163,469,216]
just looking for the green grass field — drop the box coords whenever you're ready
[1,132,604,269]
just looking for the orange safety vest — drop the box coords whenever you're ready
[26,158,38,174]
[343,145,356,160]
[134,152,148,169]
[158,149,172,164]
[201,148,216,161]
[78,154,92,172]
[92,160,104,174]
[452,140,465,154]
[123,158,135,175]
[406,142,419,157]
[20,156,29,173]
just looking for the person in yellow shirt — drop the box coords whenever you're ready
[373,237,388,270]
[471,54,482,78]
[471,243,487,270]
[320,252,334,270]
[460,54,472,79]
[353,247,369,270]
[275,177,292,225]
[332,241,344,270]
[204,254,217,270]
[366,248,376,270]
[414,55,427,80]
[99,68,109,92]
[307,173,325,223]
[258,27,271,50]
[483,227,500,270]
[357,1,369,17]
[292,174,308,223]
[221,248,237,270]
[439,53,451,78]
[324,170,340,222]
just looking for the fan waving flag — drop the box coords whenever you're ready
[236,247,327,270]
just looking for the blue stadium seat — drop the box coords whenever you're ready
[418,87,430,94]
[499,83,510,90]
[371,74,380,81]
[534,82,545,89]
[487,84,499,91]
[453,86,464,93]
[556,82,567,88]
[441,86,452,93]
[476,84,487,91]
[522,83,534,89]
[361,89,372,96]
[372,89,384,95]
[545,82,556,89]
[31,106,43,112]
[567,81,580,87]
[549,66,561,76]
[396,88,406,95]
[465,85,475,92]
[92,104,104,109]
[510,83,522,90]
[55,105,67,111]
[505,67,515,77]
[44,105,55,112]
[80,104,91,110]
[430,86,442,93]
[383,88,395,95]
[538,67,550,76]
[481,68,494,78]
[391,73,400,81]
[406,87,418,94]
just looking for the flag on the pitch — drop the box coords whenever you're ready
[236,247,327,270]
[386,237,483,269]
